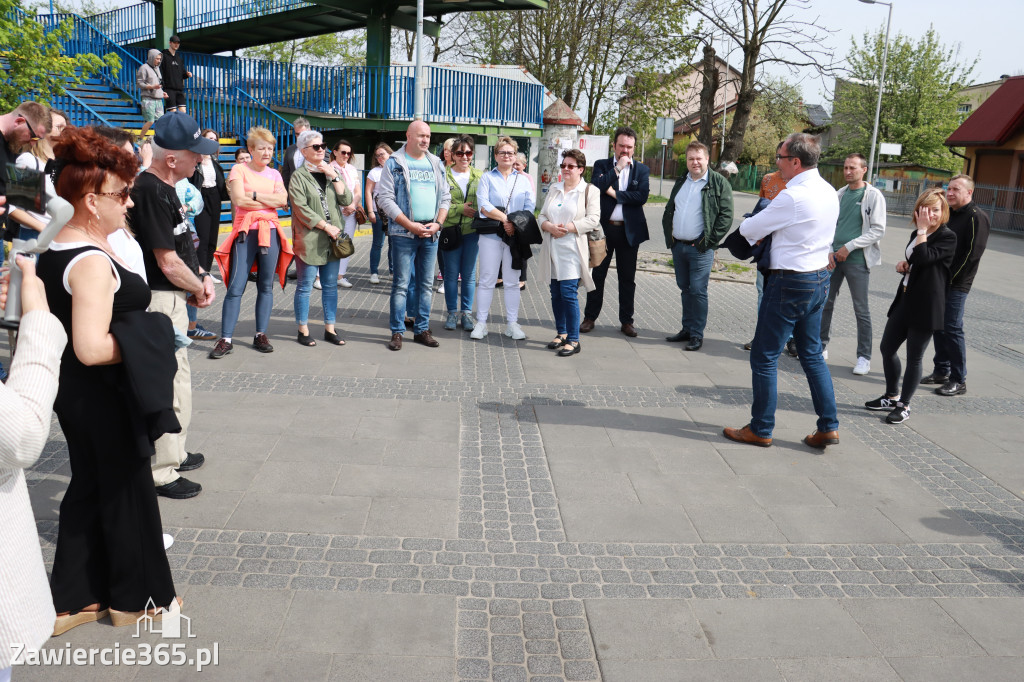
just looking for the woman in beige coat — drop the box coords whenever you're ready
[536,149,601,356]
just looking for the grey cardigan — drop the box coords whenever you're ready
[288,165,352,266]
[835,183,887,268]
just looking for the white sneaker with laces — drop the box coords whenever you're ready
[209,274,221,284]
[470,321,488,339]
[369,273,381,284]
[338,277,353,288]
[821,348,828,360]
[438,282,445,294]
[504,322,526,340]
[313,277,322,290]
[853,356,871,375]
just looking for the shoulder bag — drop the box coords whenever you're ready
[313,175,354,259]
[583,183,607,268]
[440,173,477,251]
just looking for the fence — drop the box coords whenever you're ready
[973,184,1024,236]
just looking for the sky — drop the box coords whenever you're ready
[759,0,1022,107]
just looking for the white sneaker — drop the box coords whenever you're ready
[470,321,488,339]
[853,357,871,375]
[313,277,322,290]
[438,282,445,294]
[338,277,353,288]
[822,348,829,360]
[504,322,526,340]
[209,274,221,284]
[370,273,381,284]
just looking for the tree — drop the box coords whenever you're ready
[0,0,120,111]
[453,0,696,130]
[737,76,802,165]
[687,0,836,165]
[830,26,976,172]
[619,68,692,158]
[241,32,365,67]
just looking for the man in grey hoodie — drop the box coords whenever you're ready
[137,49,165,137]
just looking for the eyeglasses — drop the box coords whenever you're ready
[453,150,473,157]
[559,164,580,170]
[335,150,351,156]
[375,151,388,158]
[94,185,133,203]
[775,154,796,160]
[24,119,40,142]
[305,144,326,151]
[495,151,515,157]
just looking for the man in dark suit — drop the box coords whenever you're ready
[280,116,310,192]
[581,126,650,337]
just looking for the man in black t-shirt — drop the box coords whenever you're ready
[128,113,217,499]
[159,35,192,114]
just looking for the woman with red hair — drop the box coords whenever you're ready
[37,126,180,636]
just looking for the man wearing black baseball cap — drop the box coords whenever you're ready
[128,113,218,499]
[160,35,191,114]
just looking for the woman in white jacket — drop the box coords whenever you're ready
[0,254,65,677]
[536,149,601,356]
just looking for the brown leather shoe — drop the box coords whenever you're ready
[620,323,638,337]
[387,333,403,351]
[723,425,772,447]
[579,319,595,334]
[413,330,440,347]
[803,430,839,448]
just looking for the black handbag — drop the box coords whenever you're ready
[439,221,462,251]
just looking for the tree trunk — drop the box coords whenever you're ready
[697,44,719,152]
[719,46,758,165]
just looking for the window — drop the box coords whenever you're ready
[957,103,972,114]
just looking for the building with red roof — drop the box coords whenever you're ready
[946,76,1024,187]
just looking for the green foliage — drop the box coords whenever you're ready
[0,0,121,111]
[831,26,976,172]
[737,77,802,165]
[621,68,692,156]
[241,32,366,67]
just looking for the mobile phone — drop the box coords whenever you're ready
[4,163,45,214]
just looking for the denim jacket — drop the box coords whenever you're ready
[376,144,451,240]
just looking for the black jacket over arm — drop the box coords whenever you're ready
[190,160,229,203]
[888,225,957,331]
[590,157,650,247]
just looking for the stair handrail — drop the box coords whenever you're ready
[51,89,114,128]
[231,87,295,163]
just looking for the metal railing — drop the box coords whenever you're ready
[82,2,154,45]
[51,91,113,128]
[973,184,1024,236]
[176,0,313,32]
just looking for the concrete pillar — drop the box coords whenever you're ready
[152,0,175,49]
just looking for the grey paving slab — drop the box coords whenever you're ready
[332,464,459,499]
[739,475,837,507]
[551,472,640,505]
[559,501,701,543]
[600,659,784,682]
[225,491,370,534]
[687,504,789,543]
[888,656,1024,682]
[629,472,759,508]
[937,598,1024,656]
[267,435,387,465]
[584,600,712,660]
[768,507,912,544]
[811,473,949,509]
[877,506,991,544]
[772,657,901,682]
[328,654,456,681]
[363,498,457,538]
[842,599,986,657]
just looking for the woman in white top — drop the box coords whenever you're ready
[364,142,393,282]
[471,136,536,341]
[536,149,601,356]
[330,138,360,288]
[11,111,64,239]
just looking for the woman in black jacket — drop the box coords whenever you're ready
[190,129,229,279]
[865,188,956,424]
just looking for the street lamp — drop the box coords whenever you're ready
[859,0,893,183]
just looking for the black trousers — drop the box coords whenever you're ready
[879,299,934,406]
[194,186,223,273]
[584,223,638,324]
[50,387,176,613]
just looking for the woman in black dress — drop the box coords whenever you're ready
[190,128,229,276]
[865,187,956,424]
[39,127,180,636]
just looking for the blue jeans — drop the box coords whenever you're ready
[294,257,340,325]
[187,304,197,323]
[550,279,581,342]
[370,214,387,275]
[932,288,969,382]
[671,241,714,339]
[750,269,838,438]
[819,260,873,359]
[220,230,280,339]
[442,231,479,314]
[390,236,438,334]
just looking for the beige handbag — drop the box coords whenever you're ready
[583,184,607,267]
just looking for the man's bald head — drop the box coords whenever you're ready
[406,120,432,159]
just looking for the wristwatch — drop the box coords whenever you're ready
[252,191,257,201]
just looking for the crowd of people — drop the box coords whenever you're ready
[0,92,993,669]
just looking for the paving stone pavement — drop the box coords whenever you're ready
[14,200,1024,680]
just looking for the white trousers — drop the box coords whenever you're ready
[336,212,357,277]
[476,234,520,324]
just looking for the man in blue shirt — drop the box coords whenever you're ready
[660,141,734,351]
[376,121,451,351]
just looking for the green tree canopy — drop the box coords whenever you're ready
[240,32,365,67]
[0,0,120,112]
[738,77,803,165]
[831,25,976,172]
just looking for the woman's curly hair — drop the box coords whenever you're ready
[53,126,137,201]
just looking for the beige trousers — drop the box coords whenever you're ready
[149,290,191,486]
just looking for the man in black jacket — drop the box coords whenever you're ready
[580,126,650,337]
[921,174,990,396]
[281,116,311,192]
[159,35,192,114]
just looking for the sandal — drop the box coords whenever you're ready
[297,331,316,346]
[324,330,345,346]
[547,335,567,350]
[557,341,581,357]
[110,596,182,628]
[53,604,108,636]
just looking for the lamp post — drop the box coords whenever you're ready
[859,0,893,184]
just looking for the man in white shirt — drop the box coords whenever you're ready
[723,133,841,449]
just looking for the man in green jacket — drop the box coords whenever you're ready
[661,141,734,351]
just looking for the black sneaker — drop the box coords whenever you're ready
[177,452,205,471]
[786,338,798,357]
[936,381,967,396]
[865,395,899,411]
[885,404,911,424]
[209,338,233,359]
[920,371,949,385]
[253,333,274,353]
[155,477,202,499]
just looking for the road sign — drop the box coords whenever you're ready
[879,142,902,156]
[656,117,675,141]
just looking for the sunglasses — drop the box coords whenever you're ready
[94,185,133,203]
[453,150,473,157]
[559,164,580,170]
[335,150,352,156]
[305,144,327,151]
[24,119,41,142]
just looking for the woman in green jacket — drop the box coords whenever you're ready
[441,134,484,331]
[288,130,352,346]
